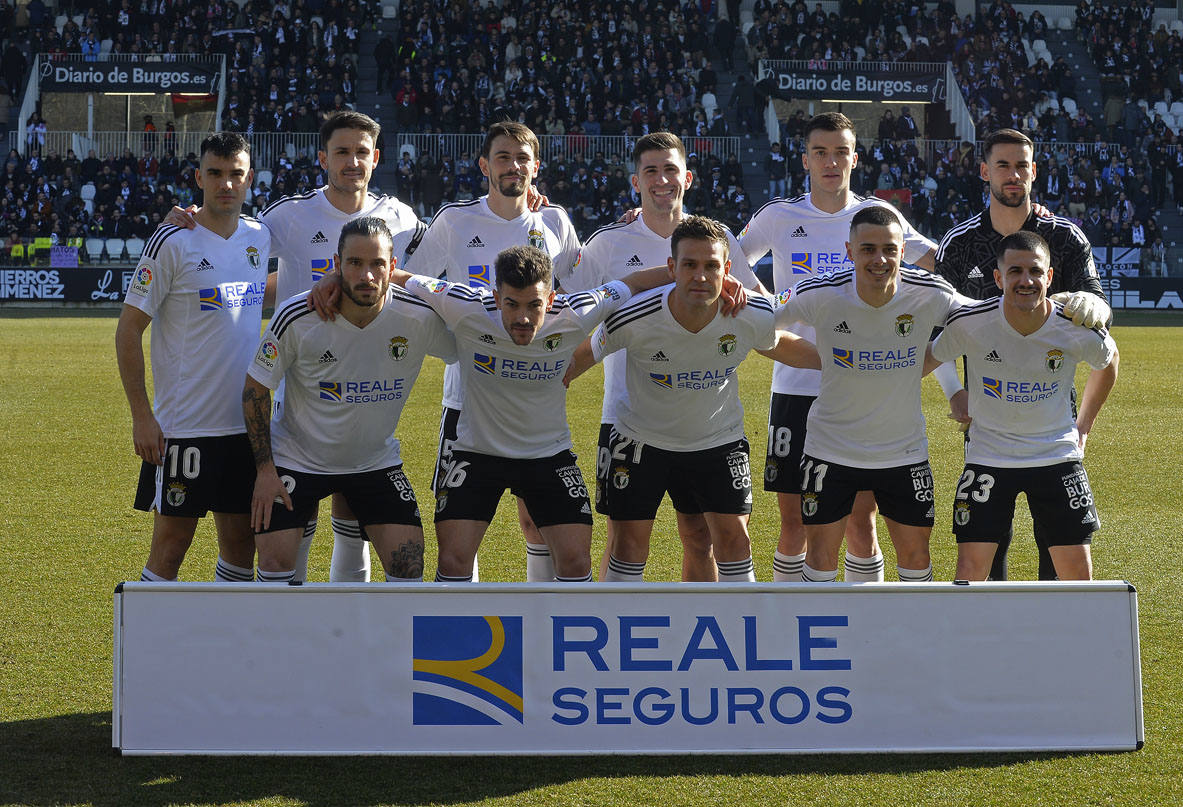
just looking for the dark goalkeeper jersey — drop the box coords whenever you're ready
[934,209,1106,301]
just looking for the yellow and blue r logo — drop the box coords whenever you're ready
[412,615,524,725]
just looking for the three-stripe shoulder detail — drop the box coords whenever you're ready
[269,299,317,339]
[144,224,183,259]
[605,295,664,333]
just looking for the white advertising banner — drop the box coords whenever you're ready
[112,582,1143,755]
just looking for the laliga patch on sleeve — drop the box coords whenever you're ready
[129,265,152,296]
[597,283,621,301]
[255,339,279,370]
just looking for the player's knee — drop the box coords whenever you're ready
[678,521,713,556]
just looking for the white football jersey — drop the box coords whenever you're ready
[592,286,777,452]
[932,298,1117,467]
[412,197,582,409]
[261,188,423,304]
[566,213,760,424]
[247,289,457,473]
[740,193,935,396]
[124,219,269,437]
[404,275,629,458]
[775,268,961,468]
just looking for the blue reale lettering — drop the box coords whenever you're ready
[769,687,810,724]
[680,687,719,725]
[619,616,672,671]
[551,687,589,725]
[798,615,851,670]
[633,687,675,725]
[677,617,739,671]
[743,615,792,670]
[816,686,853,724]
[553,616,609,671]
[596,688,631,725]
[727,688,765,725]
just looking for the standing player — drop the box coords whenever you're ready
[931,232,1118,580]
[563,132,766,583]
[243,217,456,582]
[410,122,581,581]
[169,111,424,583]
[115,131,270,582]
[566,216,818,583]
[933,128,1111,581]
[739,113,937,582]
[390,246,670,582]
[773,206,963,583]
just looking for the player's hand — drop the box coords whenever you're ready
[526,185,549,211]
[1032,202,1051,218]
[948,388,971,432]
[251,465,292,533]
[307,268,342,321]
[719,275,748,316]
[1077,431,1088,455]
[617,207,641,224]
[1052,291,1110,329]
[132,415,166,465]
[163,205,198,229]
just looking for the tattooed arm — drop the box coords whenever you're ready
[243,377,291,532]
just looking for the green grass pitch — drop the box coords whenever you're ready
[1,310,1181,806]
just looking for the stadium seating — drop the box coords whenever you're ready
[84,239,106,263]
[105,239,126,263]
[125,237,146,262]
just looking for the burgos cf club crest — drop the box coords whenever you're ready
[718,333,737,356]
[389,336,409,361]
[527,228,546,251]
[1046,349,1064,373]
[544,333,562,351]
[245,246,261,270]
[802,492,819,517]
[954,500,971,526]
[412,615,524,725]
[895,314,914,337]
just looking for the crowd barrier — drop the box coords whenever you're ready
[112,581,1143,756]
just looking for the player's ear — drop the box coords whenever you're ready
[317,150,329,171]
[631,174,640,194]
[845,240,853,262]
[546,288,556,306]
[979,161,989,183]
[667,255,676,281]
[683,170,692,188]
[993,267,1003,290]
[723,259,731,275]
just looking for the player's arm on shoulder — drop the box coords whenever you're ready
[912,246,937,271]
[619,266,671,295]
[1050,289,1111,329]
[115,304,165,465]
[756,330,820,369]
[563,334,600,388]
[1076,341,1119,453]
[242,375,290,532]
[162,204,198,229]
[307,267,342,320]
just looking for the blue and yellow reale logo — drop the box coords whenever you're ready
[832,347,853,369]
[467,264,491,287]
[311,257,333,281]
[791,252,812,274]
[649,372,672,389]
[983,376,1002,400]
[412,615,524,725]
[318,381,342,401]
[198,287,224,310]
[473,353,496,375]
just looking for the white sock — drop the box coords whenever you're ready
[773,551,806,582]
[844,551,885,582]
[385,572,423,582]
[291,520,316,583]
[556,572,593,582]
[802,562,838,583]
[471,555,480,582]
[717,557,757,582]
[329,517,370,582]
[525,542,555,582]
[898,564,934,583]
[434,570,473,583]
[257,568,295,583]
[140,566,172,582]
[214,556,254,582]
[603,555,645,582]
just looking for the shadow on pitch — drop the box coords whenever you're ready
[0,712,1112,807]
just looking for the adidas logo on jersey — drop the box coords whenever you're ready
[318,350,337,364]
[833,320,851,333]
[791,226,807,237]
[650,350,669,362]
[1081,511,1096,525]
[310,231,329,244]
[479,333,497,345]
[984,350,1002,363]
[467,236,485,248]
[968,266,983,279]
[196,258,213,271]
[625,255,644,267]
[580,502,592,514]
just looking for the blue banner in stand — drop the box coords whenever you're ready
[0,267,135,302]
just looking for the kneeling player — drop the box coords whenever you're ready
[391,245,673,582]
[930,232,1118,580]
[244,217,457,582]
